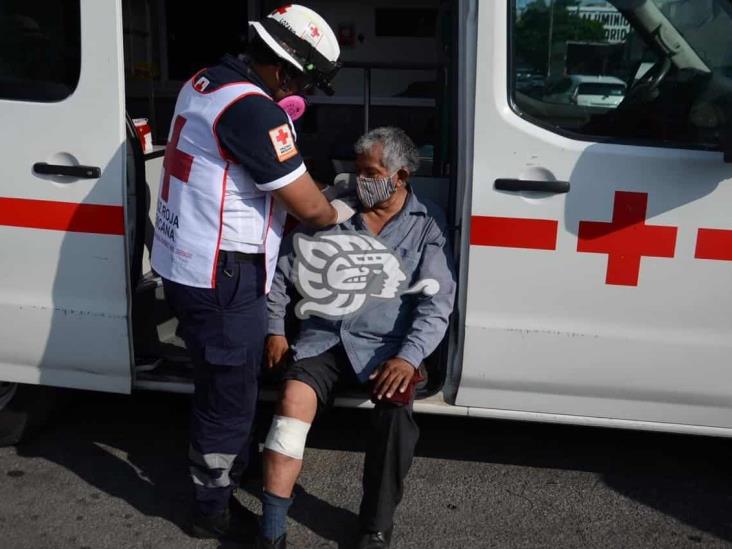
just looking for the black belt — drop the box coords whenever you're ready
[219,250,264,263]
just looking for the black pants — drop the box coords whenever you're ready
[163,251,266,516]
[282,346,420,532]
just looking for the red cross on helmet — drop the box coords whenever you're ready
[249,4,341,95]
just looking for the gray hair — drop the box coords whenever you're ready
[354,127,420,174]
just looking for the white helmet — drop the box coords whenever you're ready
[249,4,341,95]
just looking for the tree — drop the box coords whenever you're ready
[516,0,607,76]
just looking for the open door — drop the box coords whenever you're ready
[0,0,131,393]
[458,1,732,428]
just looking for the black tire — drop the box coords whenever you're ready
[0,383,60,447]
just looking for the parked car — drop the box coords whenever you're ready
[543,75,627,108]
[516,69,546,98]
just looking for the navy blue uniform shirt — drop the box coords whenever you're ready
[200,54,304,187]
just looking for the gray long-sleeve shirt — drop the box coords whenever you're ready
[267,190,457,382]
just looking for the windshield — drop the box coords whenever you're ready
[650,0,732,75]
[577,83,626,96]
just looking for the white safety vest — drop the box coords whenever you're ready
[151,76,291,292]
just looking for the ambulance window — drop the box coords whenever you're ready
[0,0,81,102]
[510,0,732,151]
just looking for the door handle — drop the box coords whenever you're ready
[33,162,101,179]
[495,178,570,194]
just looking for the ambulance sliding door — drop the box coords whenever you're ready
[0,1,131,393]
[458,0,732,429]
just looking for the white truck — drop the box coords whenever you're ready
[1,0,731,443]
[543,75,627,108]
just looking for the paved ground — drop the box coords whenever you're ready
[1,390,732,548]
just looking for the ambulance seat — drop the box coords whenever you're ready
[409,176,450,211]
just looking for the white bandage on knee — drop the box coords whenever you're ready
[264,415,311,460]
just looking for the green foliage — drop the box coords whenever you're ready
[516,0,607,74]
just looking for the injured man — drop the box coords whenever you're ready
[258,127,456,549]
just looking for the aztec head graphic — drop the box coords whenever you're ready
[293,232,440,320]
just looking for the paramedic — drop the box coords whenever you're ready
[150,4,352,542]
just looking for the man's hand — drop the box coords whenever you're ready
[265,335,290,370]
[369,358,416,400]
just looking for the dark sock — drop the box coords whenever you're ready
[260,490,293,541]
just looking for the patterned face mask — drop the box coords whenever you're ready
[356,173,398,209]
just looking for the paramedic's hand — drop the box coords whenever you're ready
[370,358,415,400]
[330,198,357,224]
[266,335,289,370]
[324,176,359,224]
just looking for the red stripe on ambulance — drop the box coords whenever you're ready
[0,197,124,235]
[695,228,732,261]
[471,216,558,250]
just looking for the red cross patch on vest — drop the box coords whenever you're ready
[268,124,298,163]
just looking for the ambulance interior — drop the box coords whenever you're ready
[123,1,460,398]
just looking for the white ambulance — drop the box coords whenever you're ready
[1,0,731,444]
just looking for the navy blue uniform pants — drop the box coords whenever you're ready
[163,251,266,516]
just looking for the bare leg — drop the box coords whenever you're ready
[263,380,319,497]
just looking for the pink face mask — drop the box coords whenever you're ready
[277,95,307,121]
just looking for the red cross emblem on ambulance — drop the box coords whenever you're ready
[471,189,732,288]
[577,192,678,286]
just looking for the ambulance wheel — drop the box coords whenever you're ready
[0,383,58,447]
